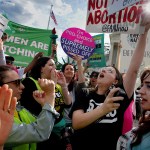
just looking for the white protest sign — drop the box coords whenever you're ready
[0,14,9,38]
[108,0,140,15]
[86,0,146,34]
[119,32,150,88]
[119,32,150,74]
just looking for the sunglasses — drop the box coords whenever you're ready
[3,79,22,87]
[90,75,98,79]
[6,60,14,65]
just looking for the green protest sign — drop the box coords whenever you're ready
[3,21,52,67]
[88,34,106,68]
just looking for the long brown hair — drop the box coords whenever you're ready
[131,68,150,148]
[61,63,76,92]
[112,66,123,87]
[91,66,123,92]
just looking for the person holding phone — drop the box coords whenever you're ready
[70,12,150,150]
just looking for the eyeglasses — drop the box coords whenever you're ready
[3,79,22,87]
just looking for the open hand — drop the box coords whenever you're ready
[0,84,17,146]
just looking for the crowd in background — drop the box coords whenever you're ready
[0,12,150,150]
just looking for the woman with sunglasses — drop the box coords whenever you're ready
[117,67,150,150]
[0,65,58,150]
[88,71,99,89]
[70,13,150,150]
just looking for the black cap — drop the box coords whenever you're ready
[90,71,99,78]
[5,55,15,61]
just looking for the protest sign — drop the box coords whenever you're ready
[119,33,150,74]
[61,27,95,60]
[119,32,150,88]
[0,14,9,38]
[88,34,106,68]
[108,0,140,15]
[86,0,147,34]
[4,21,52,67]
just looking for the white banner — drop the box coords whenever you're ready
[108,0,140,15]
[119,32,150,87]
[86,0,146,34]
[0,14,9,38]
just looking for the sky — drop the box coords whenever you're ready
[0,0,110,63]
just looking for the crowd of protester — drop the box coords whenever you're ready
[0,12,150,150]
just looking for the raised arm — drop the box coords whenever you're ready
[0,39,6,66]
[24,52,43,74]
[124,13,150,98]
[73,55,85,83]
[5,79,59,146]
[57,72,72,105]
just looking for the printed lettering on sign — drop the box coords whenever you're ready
[86,0,148,34]
[108,0,141,15]
[61,27,95,60]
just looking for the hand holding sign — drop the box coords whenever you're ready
[140,10,150,32]
[61,27,95,60]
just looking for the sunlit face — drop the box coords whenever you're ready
[63,65,75,79]
[139,75,150,110]
[3,70,24,100]
[97,67,118,87]
[41,59,56,79]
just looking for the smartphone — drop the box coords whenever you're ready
[107,84,126,104]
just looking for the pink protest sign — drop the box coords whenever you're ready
[61,27,95,60]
